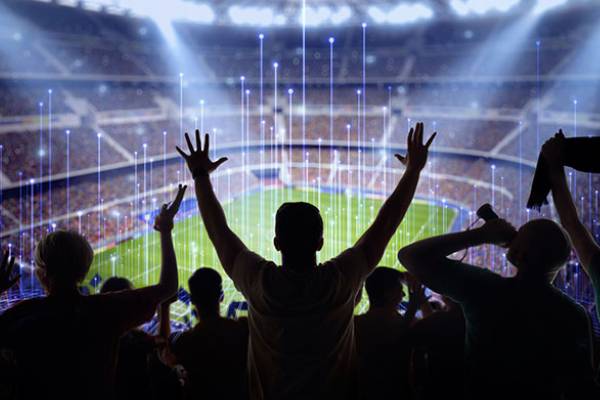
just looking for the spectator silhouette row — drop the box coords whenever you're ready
[1,123,599,399]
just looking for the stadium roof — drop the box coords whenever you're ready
[36,0,589,27]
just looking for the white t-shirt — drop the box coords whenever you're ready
[232,247,369,400]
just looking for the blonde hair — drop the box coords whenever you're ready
[35,230,94,286]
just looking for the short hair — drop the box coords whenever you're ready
[365,267,405,308]
[275,202,323,253]
[34,230,93,286]
[519,219,571,273]
[188,268,222,308]
[100,277,133,293]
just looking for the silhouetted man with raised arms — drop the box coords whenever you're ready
[177,123,435,400]
[398,215,599,399]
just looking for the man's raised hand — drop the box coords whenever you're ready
[395,122,436,173]
[176,130,228,178]
[154,184,187,233]
[0,250,19,295]
[541,129,566,167]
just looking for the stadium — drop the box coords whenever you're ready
[0,0,598,337]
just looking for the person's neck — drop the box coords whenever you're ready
[195,305,221,322]
[367,305,400,318]
[514,267,555,285]
[281,252,317,272]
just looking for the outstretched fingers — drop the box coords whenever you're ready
[425,132,437,148]
[175,146,188,159]
[214,157,228,169]
[394,153,406,164]
[170,184,187,211]
[203,133,210,153]
[195,129,201,149]
[185,132,195,153]
[416,122,424,145]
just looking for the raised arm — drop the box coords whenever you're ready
[176,130,247,277]
[397,219,516,295]
[354,122,436,270]
[542,131,600,270]
[105,185,186,330]
[152,184,186,300]
[0,251,18,296]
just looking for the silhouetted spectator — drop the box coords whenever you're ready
[176,124,435,399]
[0,185,186,400]
[398,216,599,399]
[167,268,248,400]
[354,267,427,400]
[542,131,600,320]
[100,277,182,400]
[410,296,465,400]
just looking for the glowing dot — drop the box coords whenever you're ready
[179,72,183,77]
[200,99,205,105]
[259,33,264,39]
[329,37,335,44]
[66,130,70,135]
[288,88,294,94]
[362,22,367,28]
[163,131,167,136]
[97,133,102,138]
[246,90,250,94]
[240,76,245,81]
[48,89,52,94]
[357,89,361,95]
[273,62,278,68]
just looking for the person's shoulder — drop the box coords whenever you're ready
[1,297,46,320]
[547,286,589,319]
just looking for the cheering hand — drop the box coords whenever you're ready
[176,130,228,178]
[154,184,187,233]
[395,122,436,173]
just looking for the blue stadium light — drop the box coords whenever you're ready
[368,3,433,25]
[532,0,568,16]
[328,37,335,44]
[450,0,521,16]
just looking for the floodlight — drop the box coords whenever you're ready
[368,4,433,24]
[532,0,568,15]
[450,0,521,16]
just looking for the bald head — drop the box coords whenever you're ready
[507,219,571,279]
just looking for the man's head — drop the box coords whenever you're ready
[365,267,406,308]
[274,202,324,256]
[507,219,571,280]
[34,230,93,292]
[100,277,134,293]
[188,268,223,314]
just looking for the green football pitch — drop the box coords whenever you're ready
[87,188,456,319]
